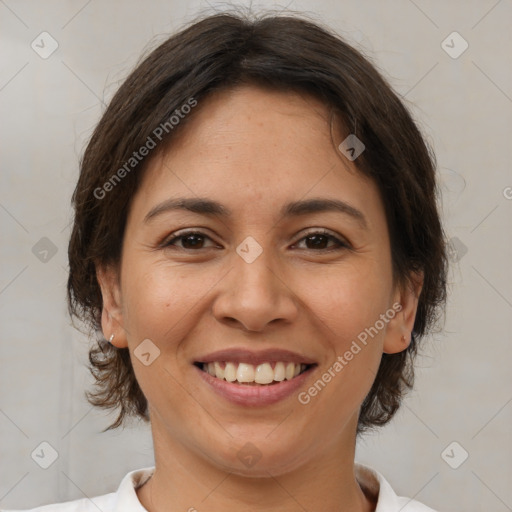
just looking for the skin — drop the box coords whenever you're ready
[97,85,423,512]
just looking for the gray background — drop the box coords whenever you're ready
[1,1,511,511]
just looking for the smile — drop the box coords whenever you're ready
[195,361,312,385]
[193,360,317,406]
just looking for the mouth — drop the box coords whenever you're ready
[193,357,317,406]
[193,361,314,386]
[192,348,317,405]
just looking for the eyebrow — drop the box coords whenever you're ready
[144,197,368,229]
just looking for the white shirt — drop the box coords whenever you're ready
[1,463,437,511]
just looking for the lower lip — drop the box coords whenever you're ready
[194,365,316,406]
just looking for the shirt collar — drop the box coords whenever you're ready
[112,466,154,511]
[355,463,401,511]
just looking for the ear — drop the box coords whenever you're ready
[96,263,128,349]
[383,270,424,355]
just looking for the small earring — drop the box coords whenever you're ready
[401,334,408,344]
[108,334,115,345]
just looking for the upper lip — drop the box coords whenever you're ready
[194,348,317,366]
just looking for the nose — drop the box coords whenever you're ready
[212,251,299,332]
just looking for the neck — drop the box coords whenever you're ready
[137,417,375,512]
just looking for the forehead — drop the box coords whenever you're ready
[130,85,383,229]
[167,85,339,165]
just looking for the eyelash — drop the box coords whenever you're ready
[161,228,350,252]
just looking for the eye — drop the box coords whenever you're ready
[161,228,350,252]
[162,230,218,250]
[292,229,350,251]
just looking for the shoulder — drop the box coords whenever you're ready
[355,463,439,512]
[1,467,155,512]
[0,493,115,512]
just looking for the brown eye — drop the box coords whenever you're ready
[180,234,206,249]
[163,231,216,250]
[294,230,349,251]
[304,234,330,249]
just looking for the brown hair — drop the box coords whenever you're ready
[67,11,448,433]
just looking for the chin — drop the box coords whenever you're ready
[207,437,311,478]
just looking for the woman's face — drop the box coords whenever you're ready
[99,85,420,475]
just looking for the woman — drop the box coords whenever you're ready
[7,11,447,512]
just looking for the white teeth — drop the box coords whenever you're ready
[201,361,308,385]
[236,362,255,383]
[285,362,295,380]
[214,361,224,379]
[255,363,274,384]
[274,362,286,381]
[224,362,237,382]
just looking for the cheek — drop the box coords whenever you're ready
[300,267,388,417]
[121,259,207,344]
[299,260,393,341]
